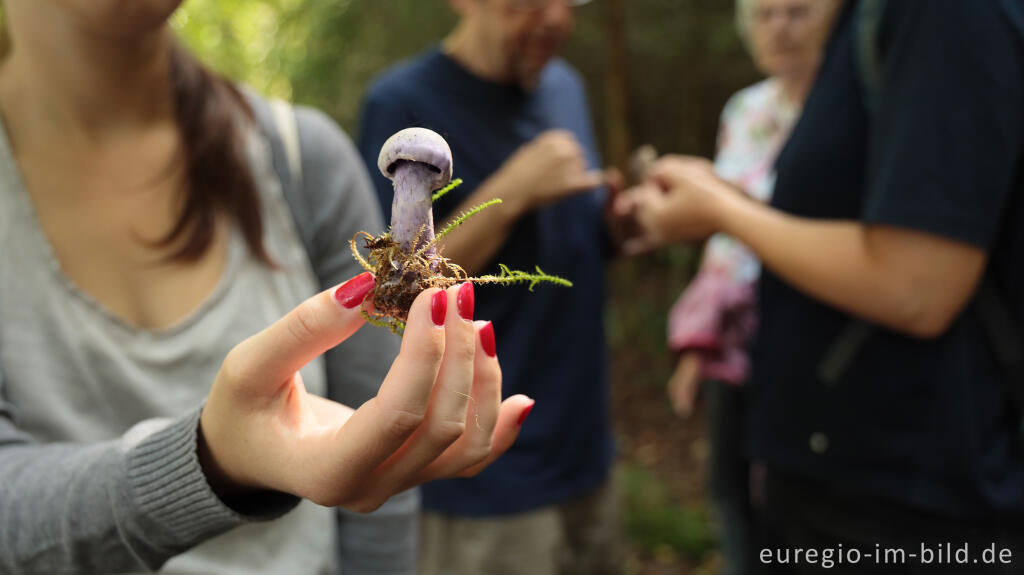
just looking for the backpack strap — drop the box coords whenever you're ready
[854,0,885,114]
[271,98,303,191]
[243,91,322,269]
[817,320,873,386]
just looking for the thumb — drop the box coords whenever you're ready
[230,272,375,395]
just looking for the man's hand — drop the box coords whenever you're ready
[492,130,606,216]
[437,130,607,274]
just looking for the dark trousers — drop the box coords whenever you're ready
[754,468,1024,575]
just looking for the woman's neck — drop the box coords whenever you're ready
[0,12,175,146]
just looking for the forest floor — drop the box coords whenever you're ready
[612,358,722,575]
[605,253,722,574]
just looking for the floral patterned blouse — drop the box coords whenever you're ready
[667,78,800,384]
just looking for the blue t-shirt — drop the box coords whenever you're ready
[751,0,1024,519]
[358,48,614,515]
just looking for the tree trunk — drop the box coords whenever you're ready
[604,0,631,174]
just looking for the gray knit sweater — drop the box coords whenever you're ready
[0,94,414,574]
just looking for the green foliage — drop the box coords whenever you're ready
[174,0,755,148]
[172,0,298,99]
[175,0,457,132]
[621,464,715,561]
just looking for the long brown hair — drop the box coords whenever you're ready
[163,40,271,265]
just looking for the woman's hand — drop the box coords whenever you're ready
[628,155,740,248]
[199,274,532,513]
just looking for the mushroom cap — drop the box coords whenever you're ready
[377,128,453,191]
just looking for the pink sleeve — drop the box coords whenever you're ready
[667,268,758,385]
[667,268,733,353]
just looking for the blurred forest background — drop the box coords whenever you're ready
[175,1,762,573]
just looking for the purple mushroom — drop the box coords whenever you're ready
[373,128,453,320]
[377,128,453,256]
[351,127,571,331]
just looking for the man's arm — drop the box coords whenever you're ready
[438,131,604,275]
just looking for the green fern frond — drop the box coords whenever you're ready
[432,178,463,203]
[414,198,503,259]
[469,264,573,291]
[435,198,502,242]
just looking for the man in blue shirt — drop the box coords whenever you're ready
[357,1,635,573]
[630,0,1024,572]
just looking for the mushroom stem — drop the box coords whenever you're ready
[390,160,437,257]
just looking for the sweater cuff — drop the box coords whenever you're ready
[125,407,300,546]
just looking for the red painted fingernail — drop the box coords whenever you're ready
[480,321,496,357]
[457,283,474,321]
[431,290,448,327]
[517,401,535,426]
[334,272,375,309]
